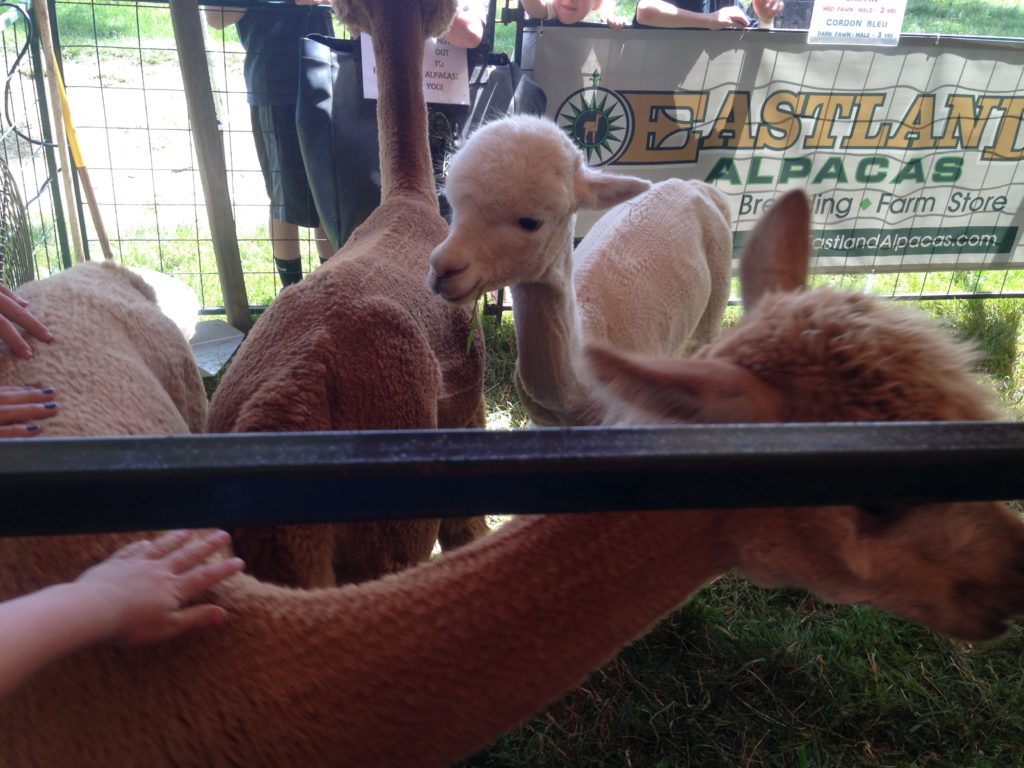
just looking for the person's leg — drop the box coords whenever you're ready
[269,216,303,286]
[313,225,336,264]
[269,103,335,274]
[251,105,302,288]
[254,104,327,288]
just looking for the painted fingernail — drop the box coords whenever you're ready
[43,402,57,409]
[25,423,39,432]
[41,387,55,395]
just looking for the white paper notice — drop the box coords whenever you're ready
[807,0,907,46]
[360,34,471,105]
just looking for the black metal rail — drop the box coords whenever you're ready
[1,421,1022,537]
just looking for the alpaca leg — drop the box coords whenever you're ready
[231,523,338,588]
[438,516,492,551]
[332,519,441,584]
[438,393,490,551]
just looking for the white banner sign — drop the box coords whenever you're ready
[360,34,471,105]
[807,0,907,46]
[524,26,1024,273]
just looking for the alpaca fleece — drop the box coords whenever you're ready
[207,0,488,587]
[429,115,732,425]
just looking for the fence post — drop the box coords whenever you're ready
[168,0,252,333]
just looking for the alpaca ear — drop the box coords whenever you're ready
[740,189,811,311]
[584,343,782,424]
[573,166,650,212]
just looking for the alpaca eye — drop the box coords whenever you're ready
[518,218,543,232]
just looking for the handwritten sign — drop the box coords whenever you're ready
[807,0,907,46]
[360,34,471,105]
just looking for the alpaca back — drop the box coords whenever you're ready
[0,261,207,437]
[574,179,732,356]
[208,199,483,437]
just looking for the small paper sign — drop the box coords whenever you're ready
[807,0,907,46]
[360,34,471,105]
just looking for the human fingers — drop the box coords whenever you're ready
[120,603,230,647]
[0,284,28,307]
[164,529,232,573]
[715,8,749,27]
[142,529,194,559]
[752,0,782,18]
[0,400,59,426]
[0,314,32,359]
[177,556,245,601]
[732,8,751,25]
[0,422,42,437]
[162,604,230,642]
[0,292,52,348]
[0,385,57,405]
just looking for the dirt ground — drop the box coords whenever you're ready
[57,41,268,241]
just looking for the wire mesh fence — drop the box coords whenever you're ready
[0,0,67,288]
[49,0,340,309]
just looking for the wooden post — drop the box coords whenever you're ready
[53,63,114,260]
[168,0,252,333]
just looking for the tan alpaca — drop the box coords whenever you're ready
[428,115,732,426]
[206,0,489,587]
[3,190,1023,766]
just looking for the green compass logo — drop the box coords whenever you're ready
[558,83,631,167]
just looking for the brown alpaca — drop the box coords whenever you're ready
[3,190,1023,766]
[206,0,489,587]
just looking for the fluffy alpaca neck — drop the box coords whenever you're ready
[2,511,733,765]
[509,225,593,424]
[369,8,436,204]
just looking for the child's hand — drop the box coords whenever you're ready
[709,6,751,29]
[0,285,52,360]
[752,0,784,23]
[74,530,244,647]
[604,14,628,30]
[0,385,58,437]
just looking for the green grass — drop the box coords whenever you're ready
[56,0,178,48]
[459,576,1024,767]
[481,302,530,429]
[904,0,1024,37]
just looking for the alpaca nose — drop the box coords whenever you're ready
[427,263,467,295]
[427,245,466,295]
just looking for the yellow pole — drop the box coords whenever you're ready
[53,63,114,260]
[32,0,84,263]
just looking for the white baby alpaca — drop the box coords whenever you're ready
[428,115,732,425]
